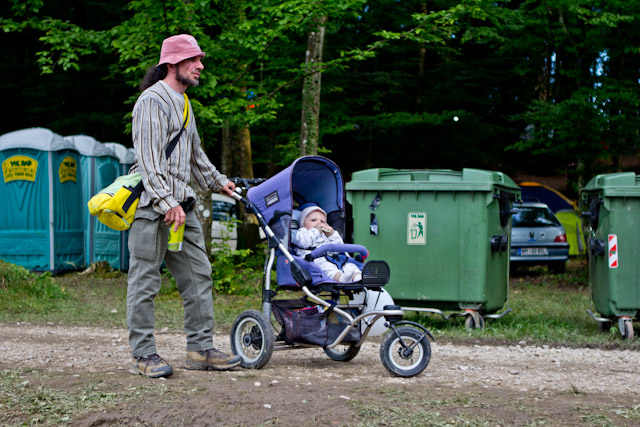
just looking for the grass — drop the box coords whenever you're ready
[0,368,120,425]
[404,258,640,349]
[0,367,198,426]
[0,257,638,348]
[347,389,496,427]
[0,259,261,331]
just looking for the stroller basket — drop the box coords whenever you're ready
[272,298,361,346]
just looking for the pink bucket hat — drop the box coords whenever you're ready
[157,34,205,66]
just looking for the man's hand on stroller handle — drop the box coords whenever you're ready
[221,181,236,197]
[226,177,267,200]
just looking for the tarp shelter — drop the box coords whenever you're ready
[520,182,586,256]
[0,127,84,272]
[66,135,121,269]
[103,142,135,270]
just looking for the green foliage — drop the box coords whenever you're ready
[210,218,264,294]
[3,0,640,185]
[211,246,262,295]
[0,260,68,305]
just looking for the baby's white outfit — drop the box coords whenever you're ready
[293,227,361,282]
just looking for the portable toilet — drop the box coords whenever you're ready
[103,142,135,270]
[66,135,121,269]
[0,127,84,272]
[103,142,134,175]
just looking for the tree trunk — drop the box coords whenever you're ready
[299,15,327,157]
[221,122,232,176]
[229,123,260,249]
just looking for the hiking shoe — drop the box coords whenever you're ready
[130,353,173,378]
[184,348,242,371]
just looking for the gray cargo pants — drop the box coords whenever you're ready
[127,204,214,358]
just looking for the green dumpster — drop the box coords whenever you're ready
[582,172,640,340]
[346,168,520,328]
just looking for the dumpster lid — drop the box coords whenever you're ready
[65,135,117,158]
[582,172,640,198]
[346,168,520,193]
[0,127,76,152]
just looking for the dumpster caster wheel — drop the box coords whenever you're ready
[465,313,485,330]
[380,327,431,377]
[619,318,634,341]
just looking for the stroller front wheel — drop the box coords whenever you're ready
[380,326,431,377]
[230,310,274,369]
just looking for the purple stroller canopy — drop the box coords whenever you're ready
[247,156,347,287]
[247,156,345,232]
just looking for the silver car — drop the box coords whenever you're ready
[510,202,570,274]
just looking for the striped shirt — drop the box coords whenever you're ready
[130,80,228,215]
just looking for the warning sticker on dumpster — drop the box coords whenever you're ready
[608,234,618,268]
[407,212,426,245]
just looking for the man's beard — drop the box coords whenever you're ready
[176,69,199,87]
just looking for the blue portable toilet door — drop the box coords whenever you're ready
[52,149,84,270]
[0,147,51,270]
[0,128,84,272]
[92,157,120,268]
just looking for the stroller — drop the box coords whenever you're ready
[228,156,433,377]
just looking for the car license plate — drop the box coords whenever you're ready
[520,248,548,256]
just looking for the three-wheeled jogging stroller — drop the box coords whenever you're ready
[228,156,433,377]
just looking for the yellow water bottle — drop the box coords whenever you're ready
[167,222,185,252]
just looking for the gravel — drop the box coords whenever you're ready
[2,322,640,397]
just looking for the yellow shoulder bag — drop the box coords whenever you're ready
[87,94,190,230]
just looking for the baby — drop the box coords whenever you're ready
[293,206,362,283]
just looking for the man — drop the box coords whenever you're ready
[127,34,241,378]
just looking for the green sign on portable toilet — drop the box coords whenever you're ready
[103,142,135,271]
[346,168,520,329]
[66,135,121,270]
[0,127,84,272]
[582,172,640,340]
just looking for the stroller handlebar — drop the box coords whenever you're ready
[229,177,266,188]
[227,177,265,202]
[308,244,369,260]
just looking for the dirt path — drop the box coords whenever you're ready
[2,322,640,426]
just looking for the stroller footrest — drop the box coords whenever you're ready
[362,260,390,285]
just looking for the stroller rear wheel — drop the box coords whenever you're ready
[380,326,431,377]
[230,310,274,369]
[323,343,361,362]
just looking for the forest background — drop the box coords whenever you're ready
[2,0,639,239]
